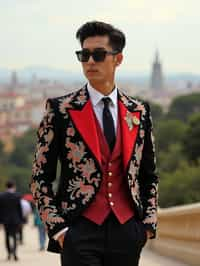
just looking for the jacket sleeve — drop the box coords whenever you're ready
[138,102,159,239]
[30,98,67,238]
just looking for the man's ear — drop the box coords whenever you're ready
[115,53,123,66]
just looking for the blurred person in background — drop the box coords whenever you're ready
[30,21,158,266]
[33,205,46,251]
[0,180,23,261]
[17,197,32,245]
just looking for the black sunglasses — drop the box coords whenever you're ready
[75,48,119,62]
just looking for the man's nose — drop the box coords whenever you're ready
[87,55,95,64]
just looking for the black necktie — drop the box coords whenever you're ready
[102,97,116,152]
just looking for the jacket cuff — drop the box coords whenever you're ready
[48,222,68,239]
[53,227,69,240]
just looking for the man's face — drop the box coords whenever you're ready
[81,35,122,84]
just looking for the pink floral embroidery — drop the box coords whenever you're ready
[128,161,138,180]
[143,214,157,225]
[140,129,145,138]
[40,208,49,222]
[135,143,144,163]
[77,89,87,103]
[78,181,95,204]
[148,197,156,206]
[78,159,96,179]
[131,179,139,196]
[32,103,55,177]
[41,186,48,193]
[66,127,75,137]
[32,144,49,176]
[44,129,54,143]
[43,196,51,206]
[120,95,130,107]
[65,139,86,167]
[61,201,68,209]
[59,95,74,111]
[31,179,65,231]
[67,177,95,204]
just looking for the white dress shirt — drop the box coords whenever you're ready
[53,83,119,240]
[87,83,118,134]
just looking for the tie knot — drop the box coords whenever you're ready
[102,97,111,107]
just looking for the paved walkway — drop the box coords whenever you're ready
[0,221,189,266]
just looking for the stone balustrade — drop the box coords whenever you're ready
[149,203,200,266]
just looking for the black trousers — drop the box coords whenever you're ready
[61,213,147,266]
[4,224,19,256]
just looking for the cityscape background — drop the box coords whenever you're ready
[0,49,199,145]
[0,1,200,143]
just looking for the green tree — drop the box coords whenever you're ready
[1,128,36,193]
[0,140,8,164]
[159,160,200,208]
[167,93,200,122]
[0,141,3,154]
[155,119,187,152]
[0,141,9,191]
[183,112,200,162]
[5,165,31,193]
[150,102,164,123]
[0,166,9,192]
[9,129,36,168]
[158,143,185,173]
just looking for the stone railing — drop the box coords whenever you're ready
[149,203,200,266]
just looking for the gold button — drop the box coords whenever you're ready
[110,201,114,206]
[108,193,112,198]
[108,172,112,177]
[108,182,112,187]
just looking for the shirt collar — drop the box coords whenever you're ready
[87,83,118,107]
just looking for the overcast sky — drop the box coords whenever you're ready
[0,0,199,74]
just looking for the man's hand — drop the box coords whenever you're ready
[57,233,65,249]
[146,230,153,239]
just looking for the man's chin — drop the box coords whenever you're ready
[86,75,103,82]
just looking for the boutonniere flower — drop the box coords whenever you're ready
[132,116,140,126]
[124,111,140,131]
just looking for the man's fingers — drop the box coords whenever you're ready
[58,233,65,248]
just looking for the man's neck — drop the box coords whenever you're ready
[89,80,115,96]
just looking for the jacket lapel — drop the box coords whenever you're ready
[68,100,101,166]
[118,93,141,172]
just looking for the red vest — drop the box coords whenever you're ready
[82,112,134,224]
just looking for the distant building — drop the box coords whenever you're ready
[31,73,38,87]
[11,71,18,89]
[150,50,164,90]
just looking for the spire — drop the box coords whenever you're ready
[155,49,160,64]
[150,50,164,90]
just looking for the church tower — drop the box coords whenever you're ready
[150,50,164,90]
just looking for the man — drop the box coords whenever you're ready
[30,21,159,266]
[0,180,23,261]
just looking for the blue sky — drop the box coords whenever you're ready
[0,0,199,74]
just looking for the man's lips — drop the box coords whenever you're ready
[87,69,99,73]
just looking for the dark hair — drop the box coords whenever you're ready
[6,180,16,189]
[76,21,126,52]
